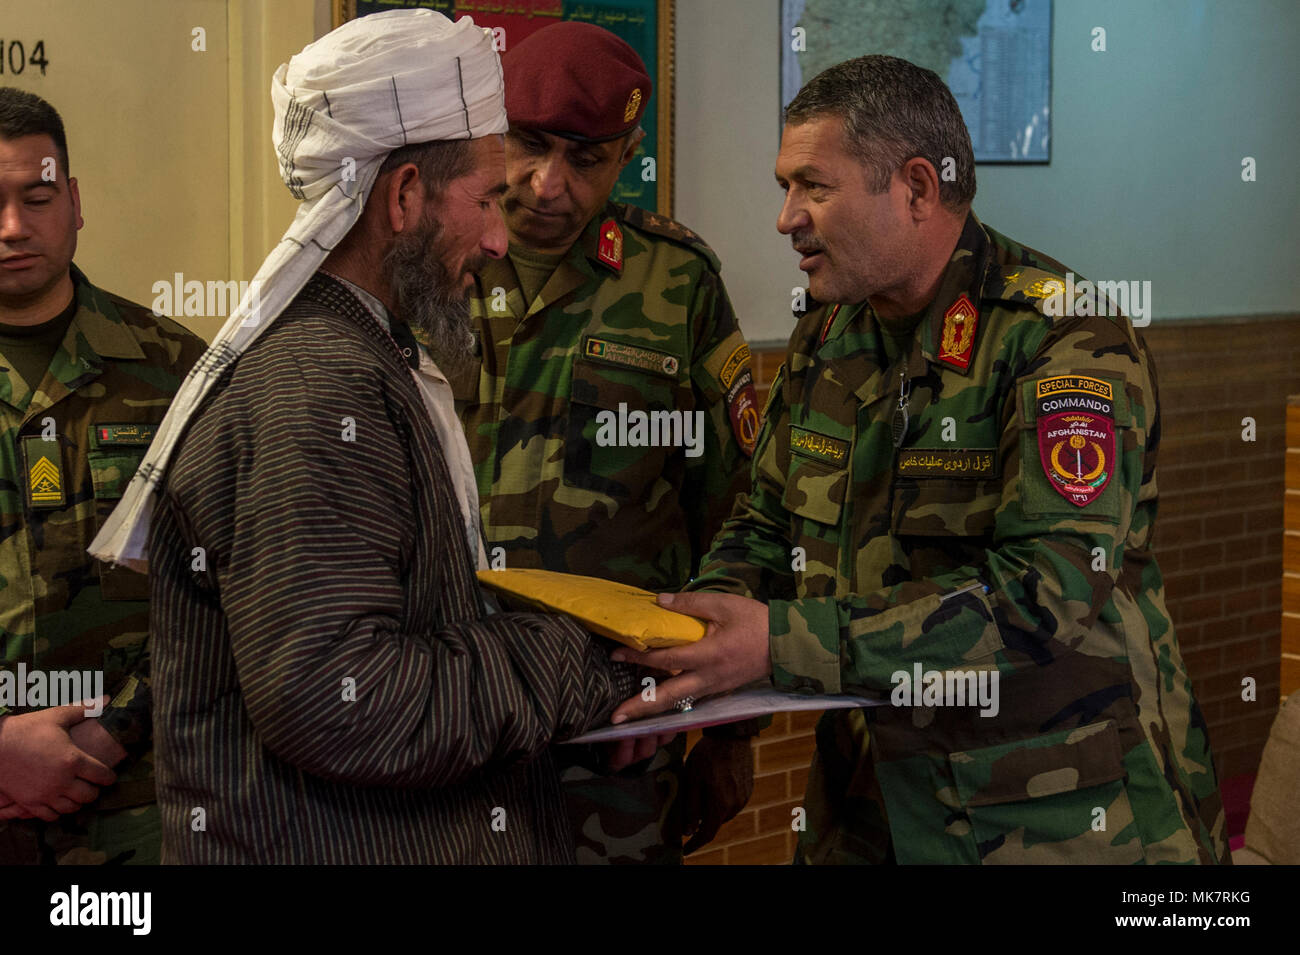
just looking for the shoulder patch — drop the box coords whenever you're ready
[1033,375,1116,508]
[985,266,1069,316]
[616,203,721,273]
[699,328,759,456]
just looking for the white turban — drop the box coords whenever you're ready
[91,8,507,570]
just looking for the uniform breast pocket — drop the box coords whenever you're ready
[563,360,691,504]
[892,478,1001,539]
[781,451,849,527]
[87,445,149,600]
[949,718,1145,865]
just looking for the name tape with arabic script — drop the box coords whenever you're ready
[897,448,997,479]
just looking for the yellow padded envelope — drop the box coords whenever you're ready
[476,569,706,651]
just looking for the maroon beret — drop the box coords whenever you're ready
[503,21,651,143]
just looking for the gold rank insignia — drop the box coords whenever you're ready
[624,89,642,124]
[22,435,66,508]
[596,218,624,272]
[938,293,979,371]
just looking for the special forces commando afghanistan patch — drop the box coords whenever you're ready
[726,367,760,456]
[1035,375,1115,507]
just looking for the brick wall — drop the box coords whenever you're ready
[1282,396,1300,697]
[685,317,1295,865]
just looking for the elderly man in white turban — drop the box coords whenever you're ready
[90,9,639,864]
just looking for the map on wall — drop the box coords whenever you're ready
[780,0,1051,162]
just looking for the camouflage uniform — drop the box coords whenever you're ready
[450,202,758,863]
[0,265,206,864]
[691,213,1229,864]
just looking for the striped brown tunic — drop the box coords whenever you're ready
[148,273,632,863]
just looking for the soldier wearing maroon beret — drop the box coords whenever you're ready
[447,20,761,864]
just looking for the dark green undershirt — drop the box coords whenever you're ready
[508,243,567,307]
[878,308,926,367]
[0,295,77,398]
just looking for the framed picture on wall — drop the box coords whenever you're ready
[334,0,675,214]
[779,0,1051,163]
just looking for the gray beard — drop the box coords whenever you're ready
[385,218,475,373]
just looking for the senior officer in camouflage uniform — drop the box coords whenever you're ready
[450,23,758,863]
[612,56,1228,865]
[0,89,205,863]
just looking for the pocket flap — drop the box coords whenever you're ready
[892,476,1000,537]
[87,450,145,500]
[950,719,1126,807]
[570,357,686,413]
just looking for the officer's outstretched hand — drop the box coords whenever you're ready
[0,701,117,821]
[610,591,771,723]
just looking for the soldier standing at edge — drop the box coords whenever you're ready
[450,22,758,863]
[612,55,1228,865]
[0,88,206,864]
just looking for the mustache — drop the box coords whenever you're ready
[791,233,825,255]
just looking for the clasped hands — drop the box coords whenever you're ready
[604,591,771,771]
[0,698,126,822]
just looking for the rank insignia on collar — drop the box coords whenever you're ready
[819,304,841,344]
[596,218,623,272]
[938,293,979,371]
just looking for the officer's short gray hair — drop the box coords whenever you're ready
[784,55,976,210]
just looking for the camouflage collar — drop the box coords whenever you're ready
[67,264,147,362]
[6,265,147,418]
[916,211,994,377]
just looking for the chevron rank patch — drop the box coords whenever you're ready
[1035,375,1116,507]
[23,435,65,508]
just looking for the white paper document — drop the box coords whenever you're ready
[566,687,886,744]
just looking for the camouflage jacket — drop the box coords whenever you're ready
[452,201,758,592]
[0,265,206,809]
[691,213,1228,865]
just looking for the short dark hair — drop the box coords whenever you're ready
[0,87,70,175]
[784,55,975,209]
[379,138,474,198]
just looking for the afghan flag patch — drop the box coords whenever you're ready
[1034,375,1116,508]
